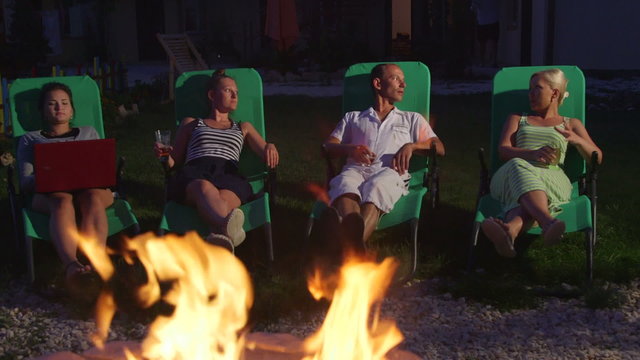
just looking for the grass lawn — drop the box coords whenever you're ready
[1,92,638,323]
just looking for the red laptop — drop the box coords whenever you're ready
[34,139,116,193]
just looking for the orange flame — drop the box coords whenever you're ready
[303,257,403,360]
[78,231,253,360]
[77,231,405,360]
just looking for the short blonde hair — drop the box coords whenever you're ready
[531,68,570,105]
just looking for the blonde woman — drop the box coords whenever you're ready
[482,69,602,257]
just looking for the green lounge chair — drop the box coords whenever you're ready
[7,75,140,282]
[305,61,439,280]
[467,65,598,282]
[158,68,275,261]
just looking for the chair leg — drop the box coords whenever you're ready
[9,195,21,256]
[467,222,481,273]
[25,236,35,283]
[396,219,418,284]
[264,222,274,262]
[304,218,316,253]
[408,218,419,280]
[586,229,594,286]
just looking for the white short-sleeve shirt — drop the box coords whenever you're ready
[330,107,437,168]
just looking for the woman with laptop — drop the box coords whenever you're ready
[153,69,279,251]
[17,82,113,293]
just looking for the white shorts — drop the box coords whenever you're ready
[328,165,410,213]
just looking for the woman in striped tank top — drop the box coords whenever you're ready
[482,69,602,258]
[154,70,279,251]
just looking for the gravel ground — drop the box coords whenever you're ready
[260,278,640,360]
[3,278,638,359]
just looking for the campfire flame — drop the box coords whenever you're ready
[77,232,404,360]
[79,231,253,360]
[303,257,403,360]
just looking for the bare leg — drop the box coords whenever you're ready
[75,188,113,245]
[519,190,566,245]
[332,193,361,219]
[492,206,534,242]
[518,190,555,230]
[361,202,381,242]
[32,193,82,268]
[184,179,241,230]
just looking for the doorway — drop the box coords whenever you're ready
[136,0,165,61]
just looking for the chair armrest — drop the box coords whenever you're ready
[267,167,277,203]
[424,143,441,208]
[423,143,438,187]
[587,151,599,197]
[115,156,127,199]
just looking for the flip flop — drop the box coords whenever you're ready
[542,219,565,246]
[481,218,516,258]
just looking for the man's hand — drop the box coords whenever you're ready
[350,145,376,166]
[392,143,414,174]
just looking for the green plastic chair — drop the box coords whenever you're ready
[158,68,274,261]
[467,66,598,282]
[6,75,140,282]
[305,62,439,279]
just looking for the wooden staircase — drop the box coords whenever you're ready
[156,33,208,100]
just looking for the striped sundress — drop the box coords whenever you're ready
[490,114,572,215]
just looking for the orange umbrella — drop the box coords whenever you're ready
[265,0,299,51]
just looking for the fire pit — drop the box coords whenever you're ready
[35,232,420,360]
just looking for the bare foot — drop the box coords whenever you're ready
[542,219,565,246]
[65,260,92,281]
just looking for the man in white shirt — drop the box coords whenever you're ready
[322,63,445,250]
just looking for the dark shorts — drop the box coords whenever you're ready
[477,22,499,42]
[168,156,253,204]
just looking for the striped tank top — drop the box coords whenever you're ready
[516,114,569,167]
[185,118,244,164]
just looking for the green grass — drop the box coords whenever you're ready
[1,93,639,322]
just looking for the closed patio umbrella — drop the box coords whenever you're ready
[265,0,299,51]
